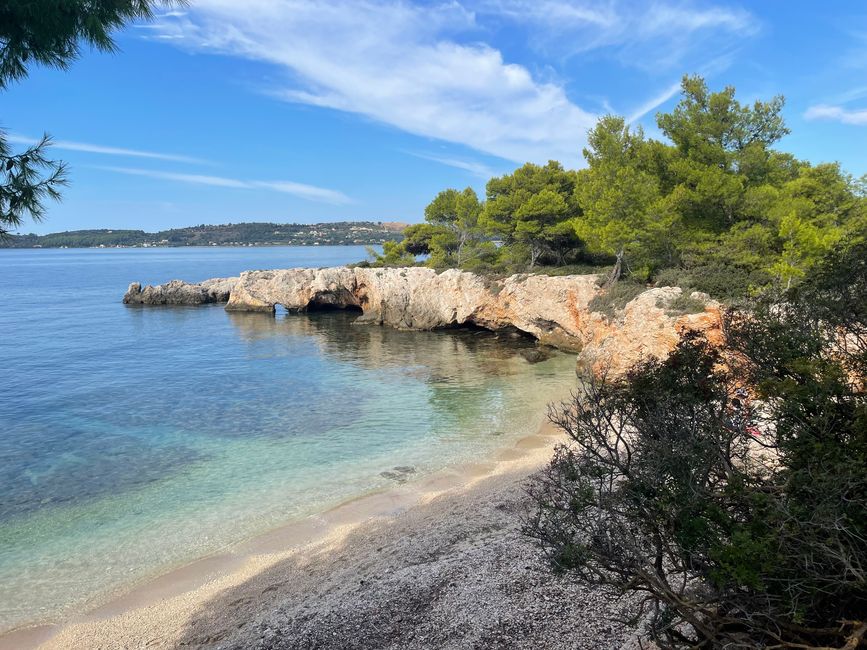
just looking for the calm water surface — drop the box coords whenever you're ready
[0,247,576,631]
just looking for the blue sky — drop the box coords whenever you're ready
[4,0,866,234]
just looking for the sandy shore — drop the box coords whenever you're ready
[2,422,633,650]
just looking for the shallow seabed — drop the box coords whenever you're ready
[0,247,577,632]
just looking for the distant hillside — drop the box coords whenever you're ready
[1,221,408,248]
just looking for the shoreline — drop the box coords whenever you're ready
[0,410,624,650]
[0,243,389,251]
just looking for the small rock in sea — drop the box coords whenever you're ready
[392,465,416,474]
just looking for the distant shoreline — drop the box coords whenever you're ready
[0,243,387,250]
[0,221,407,250]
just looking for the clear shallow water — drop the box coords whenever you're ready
[0,247,576,631]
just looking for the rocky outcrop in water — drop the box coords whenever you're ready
[124,277,238,305]
[123,267,722,375]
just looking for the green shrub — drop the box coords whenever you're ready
[657,290,707,315]
[525,239,867,649]
[534,263,611,277]
[653,266,686,288]
[653,263,770,301]
[587,281,646,319]
[681,262,771,300]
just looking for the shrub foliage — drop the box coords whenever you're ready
[525,238,867,649]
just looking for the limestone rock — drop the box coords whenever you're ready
[226,267,360,313]
[123,277,237,305]
[576,286,723,376]
[123,266,723,377]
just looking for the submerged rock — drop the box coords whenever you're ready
[380,466,417,482]
[123,267,723,377]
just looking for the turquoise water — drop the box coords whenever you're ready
[0,247,576,631]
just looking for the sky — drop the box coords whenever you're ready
[3,0,867,234]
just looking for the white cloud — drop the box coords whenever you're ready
[96,166,353,204]
[6,134,209,164]
[804,104,867,126]
[149,0,596,165]
[148,0,757,166]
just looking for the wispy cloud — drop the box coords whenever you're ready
[147,1,757,166]
[640,4,754,35]
[149,0,596,165]
[96,166,353,204]
[827,86,867,104]
[804,104,867,126]
[474,0,617,28]
[6,134,209,164]
[408,152,500,179]
[626,80,682,124]
[472,0,757,69]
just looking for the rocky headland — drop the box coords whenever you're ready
[124,267,722,375]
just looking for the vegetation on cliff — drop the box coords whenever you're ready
[1,221,405,248]
[525,238,867,649]
[370,76,866,301]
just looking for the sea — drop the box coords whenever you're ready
[0,246,576,632]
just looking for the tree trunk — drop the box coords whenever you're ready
[603,248,624,288]
[529,242,544,269]
[456,230,468,267]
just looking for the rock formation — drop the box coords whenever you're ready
[124,277,238,306]
[123,267,723,376]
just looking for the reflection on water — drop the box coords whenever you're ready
[228,310,549,375]
[0,248,578,632]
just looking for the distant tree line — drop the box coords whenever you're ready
[1,222,405,248]
[370,76,866,300]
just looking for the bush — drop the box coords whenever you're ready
[653,262,771,301]
[652,266,686,288]
[534,263,611,277]
[658,290,707,315]
[681,261,771,300]
[587,281,646,319]
[525,238,867,649]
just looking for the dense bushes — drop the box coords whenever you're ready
[586,280,646,319]
[524,238,867,648]
[653,261,772,301]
